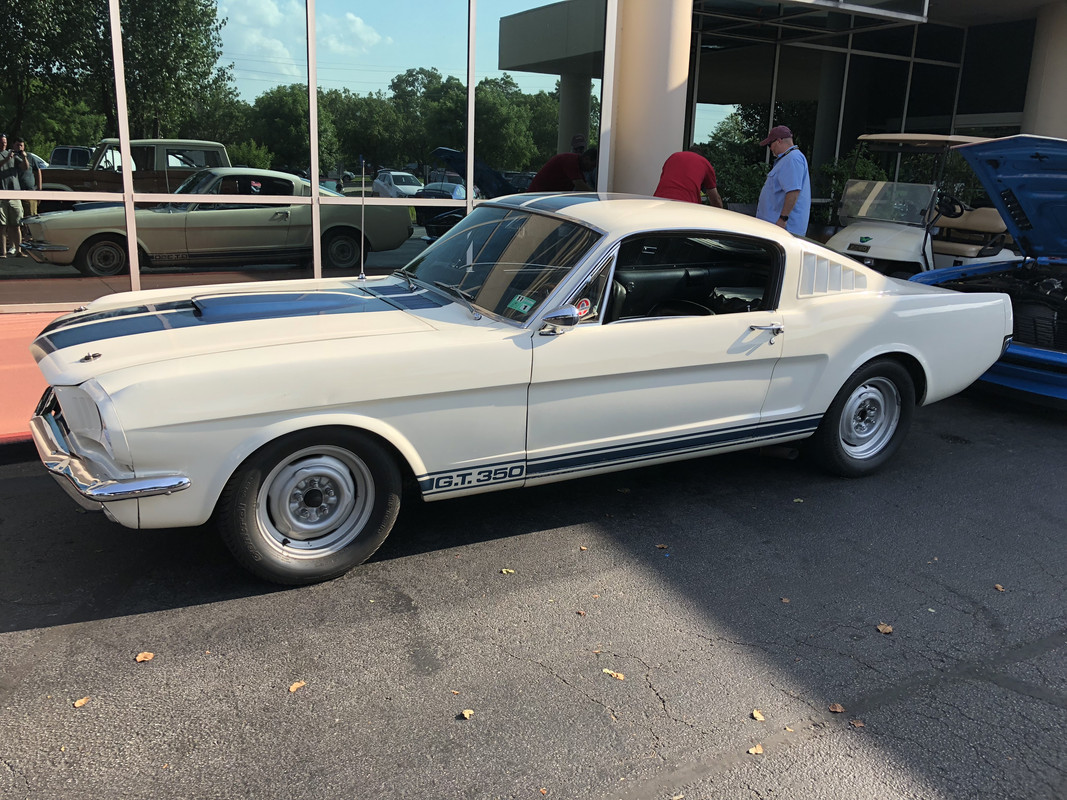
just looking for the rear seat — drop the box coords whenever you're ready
[932,207,1008,259]
[612,264,765,318]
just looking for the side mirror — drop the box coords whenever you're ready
[539,305,580,334]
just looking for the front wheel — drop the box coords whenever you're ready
[808,359,915,478]
[216,428,402,585]
[75,235,129,276]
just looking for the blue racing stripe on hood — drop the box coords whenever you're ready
[35,289,398,355]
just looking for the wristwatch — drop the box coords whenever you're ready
[779,214,789,221]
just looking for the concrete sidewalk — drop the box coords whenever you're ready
[1,313,57,444]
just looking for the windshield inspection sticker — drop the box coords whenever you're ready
[507,294,537,314]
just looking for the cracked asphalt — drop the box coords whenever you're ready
[1,388,1064,799]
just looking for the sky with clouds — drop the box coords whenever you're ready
[216,0,729,140]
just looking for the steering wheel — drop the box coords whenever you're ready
[935,195,967,219]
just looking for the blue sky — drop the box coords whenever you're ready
[216,0,729,140]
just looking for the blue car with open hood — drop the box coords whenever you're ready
[911,135,1067,405]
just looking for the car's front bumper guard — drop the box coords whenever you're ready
[31,389,190,510]
[20,240,69,264]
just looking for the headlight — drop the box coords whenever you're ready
[53,381,133,469]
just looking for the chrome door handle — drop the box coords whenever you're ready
[749,323,784,344]
[270,210,289,221]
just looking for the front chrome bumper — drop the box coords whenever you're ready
[19,240,70,265]
[30,389,190,510]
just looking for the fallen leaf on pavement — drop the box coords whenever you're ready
[540,789,547,796]
[289,681,306,693]
[752,709,765,721]
[135,652,154,662]
[579,546,588,551]
[747,744,764,755]
[461,709,474,719]
[73,697,90,708]
[850,719,865,728]
[793,498,803,503]
[501,568,515,575]
[451,690,460,695]
[785,726,794,732]
[577,610,586,616]
[602,669,625,681]
[655,544,668,549]
[781,597,790,604]
[829,703,845,713]
[994,584,1005,592]
[876,623,893,635]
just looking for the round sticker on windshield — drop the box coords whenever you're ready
[575,298,591,317]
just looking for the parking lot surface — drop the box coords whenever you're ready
[1,390,1064,799]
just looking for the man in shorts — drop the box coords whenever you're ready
[0,133,24,257]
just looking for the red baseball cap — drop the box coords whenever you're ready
[759,125,793,146]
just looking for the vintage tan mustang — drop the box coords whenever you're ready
[21,167,413,276]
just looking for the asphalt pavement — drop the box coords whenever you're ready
[0,388,1065,799]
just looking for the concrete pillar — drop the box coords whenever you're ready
[608,0,693,194]
[1022,2,1067,137]
[558,73,592,153]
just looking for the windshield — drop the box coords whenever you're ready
[838,179,935,226]
[404,206,600,322]
[394,174,422,186]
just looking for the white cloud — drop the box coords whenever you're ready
[318,13,393,55]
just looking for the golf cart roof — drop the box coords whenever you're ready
[858,133,990,153]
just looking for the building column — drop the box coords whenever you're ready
[558,73,593,153]
[607,0,694,194]
[1022,2,1067,137]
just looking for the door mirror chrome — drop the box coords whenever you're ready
[539,305,581,334]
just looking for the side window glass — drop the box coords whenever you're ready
[569,258,612,324]
[608,233,777,321]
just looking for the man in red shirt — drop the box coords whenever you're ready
[527,148,598,192]
[653,150,724,207]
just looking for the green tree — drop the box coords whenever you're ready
[474,75,536,170]
[115,0,231,137]
[521,91,560,169]
[248,84,339,174]
[227,140,273,170]
[694,114,767,205]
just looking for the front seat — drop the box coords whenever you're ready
[603,279,628,323]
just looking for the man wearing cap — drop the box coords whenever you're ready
[756,125,811,235]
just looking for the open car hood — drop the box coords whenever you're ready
[955,135,1067,260]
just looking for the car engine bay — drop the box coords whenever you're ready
[937,261,1067,350]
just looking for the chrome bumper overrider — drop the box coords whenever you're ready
[30,389,190,510]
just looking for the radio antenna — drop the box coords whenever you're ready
[358,160,367,283]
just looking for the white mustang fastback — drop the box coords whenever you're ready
[30,194,1013,584]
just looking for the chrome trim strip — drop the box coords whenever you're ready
[30,393,190,505]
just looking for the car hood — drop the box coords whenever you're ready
[32,280,449,386]
[955,135,1067,260]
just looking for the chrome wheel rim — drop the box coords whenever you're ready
[88,243,126,275]
[326,235,359,269]
[838,377,900,459]
[257,446,374,558]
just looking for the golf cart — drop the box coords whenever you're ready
[826,133,1018,277]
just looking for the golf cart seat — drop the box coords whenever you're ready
[932,207,1009,259]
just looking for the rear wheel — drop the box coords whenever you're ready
[808,359,915,477]
[216,428,402,585]
[322,229,364,270]
[75,235,128,276]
